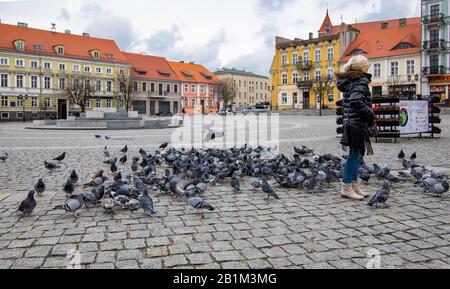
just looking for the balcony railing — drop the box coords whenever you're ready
[295,60,312,70]
[422,66,446,76]
[423,39,448,50]
[297,80,313,89]
[423,13,445,25]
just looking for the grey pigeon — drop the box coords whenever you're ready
[120,145,128,153]
[231,176,240,192]
[261,177,279,200]
[53,152,66,162]
[83,176,108,188]
[139,188,156,216]
[0,152,8,161]
[431,180,449,196]
[105,136,111,140]
[250,178,262,190]
[44,161,60,171]
[159,143,169,150]
[131,159,138,174]
[119,155,127,164]
[398,149,405,160]
[53,194,85,217]
[34,178,46,196]
[18,191,36,217]
[368,181,391,208]
[188,193,215,212]
[103,146,111,157]
[102,190,115,213]
[63,178,74,197]
[70,169,79,185]
[95,135,101,139]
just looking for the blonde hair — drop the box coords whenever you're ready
[344,55,370,72]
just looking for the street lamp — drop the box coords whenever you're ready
[19,94,28,123]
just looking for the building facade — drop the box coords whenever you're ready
[214,68,270,108]
[340,17,422,99]
[123,52,181,116]
[0,22,130,121]
[421,0,450,104]
[168,61,220,115]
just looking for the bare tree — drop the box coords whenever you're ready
[65,75,95,113]
[116,74,134,112]
[386,76,403,97]
[217,78,237,109]
[312,75,335,116]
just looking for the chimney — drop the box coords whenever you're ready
[17,22,28,27]
[381,22,388,29]
[189,62,194,64]
[179,61,185,63]
[65,30,71,34]
[82,32,90,37]
[309,32,313,40]
[399,18,406,27]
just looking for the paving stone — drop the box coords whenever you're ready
[25,246,52,258]
[11,258,44,269]
[124,238,146,249]
[117,250,143,261]
[116,260,140,269]
[186,253,213,265]
[163,255,189,267]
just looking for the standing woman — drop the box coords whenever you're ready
[335,55,376,200]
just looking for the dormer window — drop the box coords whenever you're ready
[14,40,25,51]
[181,71,193,78]
[157,70,170,77]
[106,54,115,59]
[348,49,367,56]
[200,72,212,80]
[392,42,414,51]
[54,46,65,55]
[90,50,100,59]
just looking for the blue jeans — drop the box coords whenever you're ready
[343,148,363,184]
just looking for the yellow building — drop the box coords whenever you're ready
[0,22,130,121]
[271,11,359,110]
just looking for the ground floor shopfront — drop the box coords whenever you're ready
[275,84,339,110]
[132,96,181,117]
[423,75,450,105]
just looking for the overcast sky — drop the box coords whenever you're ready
[0,0,420,75]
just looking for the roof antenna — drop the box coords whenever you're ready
[341,14,343,24]
[51,23,56,32]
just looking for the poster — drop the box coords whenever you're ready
[399,100,429,135]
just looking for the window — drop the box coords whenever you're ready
[191,84,196,93]
[106,68,112,74]
[303,51,309,62]
[281,93,287,104]
[86,99,91,108]
[327,47,334,61]
[16,59,24,67]
[133,82,138,92]
[390,62,399,76]
[44,98,51,108]
[349,49,366,56]
[184,84,189,93]
[16,41,24,50]
[16,97,23,107]
[43,62,51,69]
[106,81,112,92]
[406,60,415,75]
[166,84,171,93]
[59,78,66,90]
[315,70,322,81]
[239,80,242,87]
[1,74,8,87]
[96,99,101,108]
[96,80,102,91]
[1,96,8,106]
[281,55,288,66]
[293,53,298,64]
[430,54,439,67]
[84,66,91,73]
[393,43,414,50]
[1,58,9,65]
[16,75,24,88]
[429,29,438,42]
[431,4,440,17]
[282,74,287,84]
[106,99,112,108]
[174,84,178,94]
[119,69,125,75]
[31,97,37,107]
[372,86,383,97]
[244,81,247,87]
[31,76,38,88]
[303,72,309,81]
[93,51,100,59]
[96,67,102,74]
[43,76,51,89]
[292,72,298,84]
[31,61,38,68]
[315,49,321,62]
[142,82,147,92]
[73,64,80,72]
[57,47,64,55]
[327,68,334,80]
[0,112,9,119]
[200,85,205,94]
[373,63,381,77]
[119,98,124,108]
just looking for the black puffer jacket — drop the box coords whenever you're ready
[336,71,375,155]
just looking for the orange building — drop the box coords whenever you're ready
[168,61,220,115]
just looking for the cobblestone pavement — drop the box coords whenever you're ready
[0,115,449,269]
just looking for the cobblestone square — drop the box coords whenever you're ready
[0,114,449,269]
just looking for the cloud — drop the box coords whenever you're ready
[58,8,70,21]
[145,25,182,55]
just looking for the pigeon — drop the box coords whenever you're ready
[398,149,405,160]
[53,152,66,162]
[432,180,449,196]
[18,191,36,217]
[422,177,439,192]
[44,161,61,171]
[0,152,8,161]
[159,143,169,150]
[70,169,79,185]
[103,157,117,165]
[95,135,101,139]
[102,190,115,212]
[187,193,215,212]
[368,181,391,208]
[34,178,46,196]
[105,136,111,140]
[103,146,111,157]
[261,177,279,200]
[63,178,75,197]
[119,155,127,164]
[250,178,262,190]
[139,188,156,216]
[410,152,417,161]
[81,186,105,206]
[53,194,85,217]
[83,176,108,188]
[231,176,240,192]
[120,145,128,153]
[131,159,138,174]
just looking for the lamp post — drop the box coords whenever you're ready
[19,94,28,123]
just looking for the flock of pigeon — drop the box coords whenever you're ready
[1,138,447,218]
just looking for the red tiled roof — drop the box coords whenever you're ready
[168,61,220,84]
[318,10,332,34]
[122,52,180,81]
[340,19,421,62]
[0,22,128,63]
[327,17,421,36]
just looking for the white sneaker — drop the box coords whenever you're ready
[341,183,364,200]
